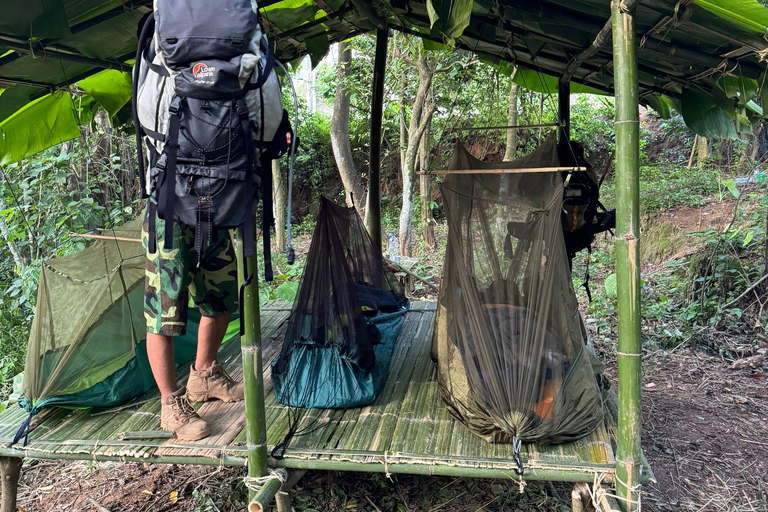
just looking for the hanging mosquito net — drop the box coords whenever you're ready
[432,135,604,445]
[18,217,239,424]
[271,198,409,409]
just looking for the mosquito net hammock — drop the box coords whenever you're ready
[15,217,239,444]
[432,134,604,445]
[271,198,409,410]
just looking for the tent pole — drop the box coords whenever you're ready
[611,1,642,510]
[236,230,272,506]
[557,79,570,150]
[366,27,389,247]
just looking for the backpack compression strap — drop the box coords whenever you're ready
[159,96,183,250]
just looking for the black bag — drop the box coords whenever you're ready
[132,1,293,280]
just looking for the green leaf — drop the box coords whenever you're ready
[0,93,80,166]
[643,94,672,119]
[426,0,474,43]
[274,281,299,302]
[695,0,768,35]
[77,70,133,118]
[680,87,738,139]
[604,273,617,299]
[723,178,740,198]
[743,230,754,245]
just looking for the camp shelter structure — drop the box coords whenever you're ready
[1,0,768,511]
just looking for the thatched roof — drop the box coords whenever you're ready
[1,0,768,163]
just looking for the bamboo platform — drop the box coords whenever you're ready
[0,301,620,483]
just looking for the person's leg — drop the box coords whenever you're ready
[194,313,231,371]
[147,333,178,396]
[186,229,242,403]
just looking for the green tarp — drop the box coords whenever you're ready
[19,217,239,415]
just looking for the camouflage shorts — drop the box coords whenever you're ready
[142,204,239,336]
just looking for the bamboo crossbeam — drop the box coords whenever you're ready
[427,166,585,175]
[69,232,141,243]
[453,123,561,132]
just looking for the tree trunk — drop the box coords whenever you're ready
[503,77,519,162]
[697,136,710,168]
[330,43,365,210]
[0,457,22,512]
[399,56,435,257]
[419,111,435,249]
[272,159,286,253]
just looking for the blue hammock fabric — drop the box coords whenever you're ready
[271,198,408,411]
[272,308,407,408]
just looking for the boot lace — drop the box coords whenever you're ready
[172,395,197,417]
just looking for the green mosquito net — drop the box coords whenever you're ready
[19,217,236,426]
[433,135,605,445]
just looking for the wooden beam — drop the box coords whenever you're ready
[365,28,388,246]
[611,1,643,510]
[0,457,23,512]
[428,167,584,175]
[559,0,639,84]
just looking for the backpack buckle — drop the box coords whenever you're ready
[236,100,249,120]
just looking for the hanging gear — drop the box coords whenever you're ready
[132,1,294,280]
[560,142,616,298]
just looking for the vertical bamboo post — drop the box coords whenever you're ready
[366,27,389,247]
[611,1,642,510]
[557,79,571,150]
[236,230,268,500]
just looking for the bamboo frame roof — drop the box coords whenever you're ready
[0,302,640,483]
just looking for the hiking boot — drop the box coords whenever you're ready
[186,362,245,403]
[160,388,211,441]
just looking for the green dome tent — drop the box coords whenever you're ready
[14,218,239,443]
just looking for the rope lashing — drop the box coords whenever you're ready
[511,436,526,493]
[243,468,289,495]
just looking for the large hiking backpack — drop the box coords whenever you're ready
[132,1,292,280]
[559,143,616,299]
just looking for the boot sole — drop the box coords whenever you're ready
[186,394,244,403]
[160,421,211,441]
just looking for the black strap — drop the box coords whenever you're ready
[132,13,155,199]
[246,49,277,91]
[141,124,165,142]
[12,411,34,447]
[161,96,183,250]
[583,245,593,302]
[195,197,213,261]
[238,99,257,261]
[261,153,273,282]
[148,200,157,254]
[257,87,273,282]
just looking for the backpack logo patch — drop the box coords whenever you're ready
[192,63,216,84]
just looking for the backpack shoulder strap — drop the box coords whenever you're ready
[132,13,156,199]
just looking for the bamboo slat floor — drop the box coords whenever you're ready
[0,301,620,483]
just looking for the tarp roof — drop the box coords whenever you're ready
[1,0,768,164]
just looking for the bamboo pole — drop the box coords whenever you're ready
[236,230,272,505]
[611,1,643,510]
[365,27,388,247]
